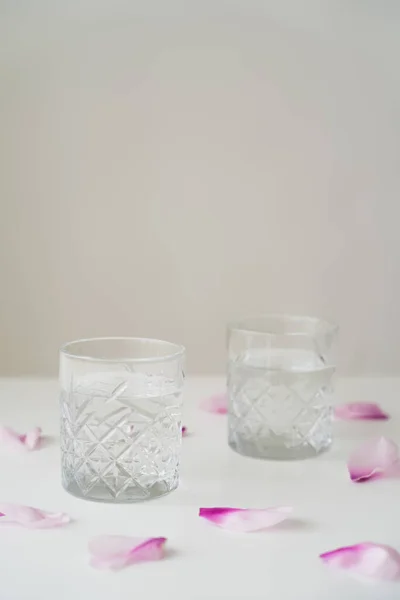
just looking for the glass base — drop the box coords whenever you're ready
[229,436,332,461]
[63,478,178,503]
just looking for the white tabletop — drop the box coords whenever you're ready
[0,376,399,600]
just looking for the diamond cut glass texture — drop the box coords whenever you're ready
[60,338,184,502]
[227,316,337,460]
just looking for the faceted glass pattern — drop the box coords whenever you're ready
[228,316,337,460]
[228,364,333,459]
[60,338,184,503]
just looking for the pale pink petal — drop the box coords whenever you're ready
[89,535,167,570]
[199,507,292,532]
[200,393,228,415]
[0,426,43,451]
[320,543,400,581]
[335,403,389,421]
[182,426,188,436]
[20,427,43,450]
[0,427,25,450]
[348,436,400,482]
[0,503,70,528]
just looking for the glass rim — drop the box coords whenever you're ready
[60,336,185,364]
[228,313,338,337]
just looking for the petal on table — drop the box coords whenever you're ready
[89,536,167,570]
[335,403,389,420]
[0,503,70,528]
[20,427,43,450]
[199,507,292,532]
[348,436,400,482]
[200,393,228,414]
[0,426,43,451]
[320,542,400,581]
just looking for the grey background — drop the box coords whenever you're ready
[1,1,399,375]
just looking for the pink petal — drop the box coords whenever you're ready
[348,436,400,482]
[320,543,400,581]
[0,427,26,450]
[20,427,43,450]
[182,426,188,436]
[200,393,228,415]
[0,503,70,528]
[199,507,292,532]
[0,426,43,451]
[335,403,389,420]
[89,535,167,570]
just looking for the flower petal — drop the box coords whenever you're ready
[335,403,389,420]
[89,535,167,570]
[0,427,25,450]
[0,503,70,528]
[182,426,188,436]
[320,543,400,581]
[199,507,292,532]
[200,393,228,415]
[0,426,43,451]
[20,427,43,450]
[348,436,400,482]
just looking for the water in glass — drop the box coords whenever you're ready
[61,371,182,502]
[228,348,334,460]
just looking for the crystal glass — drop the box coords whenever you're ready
[227,315,338,460]
[60,337,185,502]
